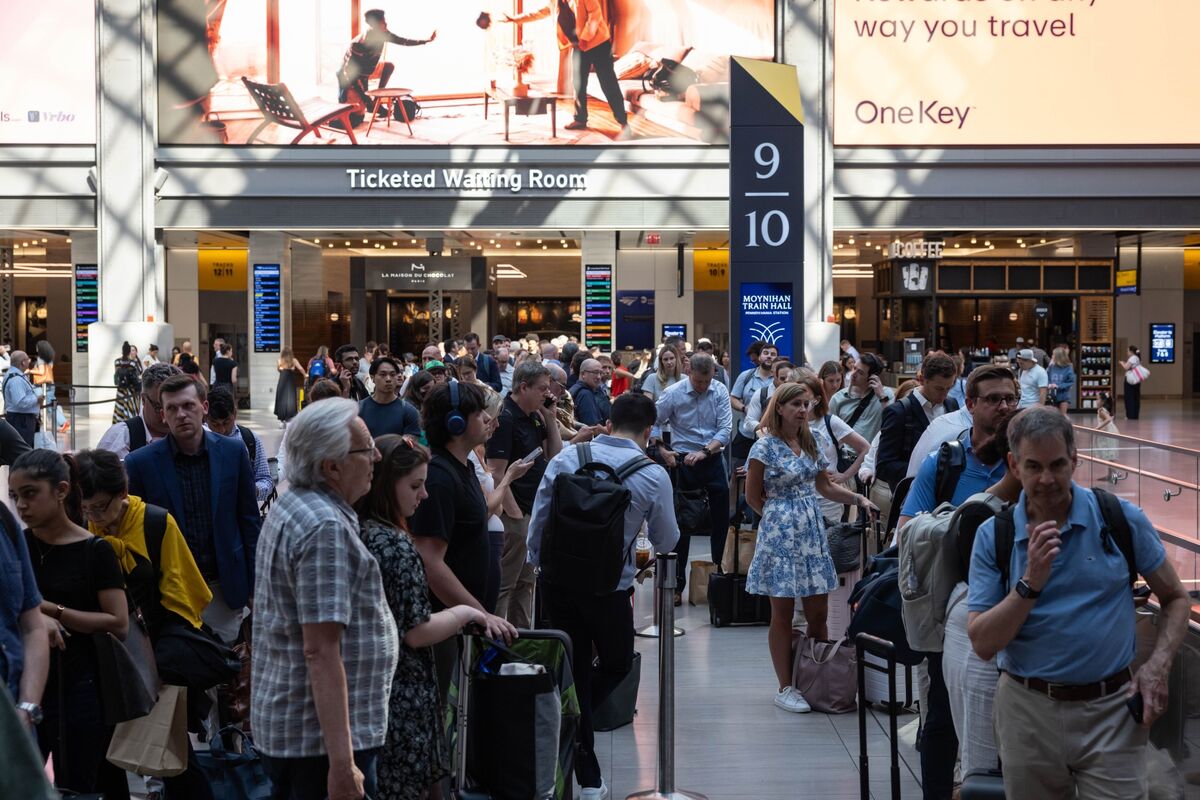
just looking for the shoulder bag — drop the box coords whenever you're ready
[825,512,866,575]
[791,634,857,714]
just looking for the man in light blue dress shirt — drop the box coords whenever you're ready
[652,352,733,599]
[528,393,678,799]
[3,351,40,448]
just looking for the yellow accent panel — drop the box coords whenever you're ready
[1185,251,1200,291]
[198,250,248,292]
[694,250,730,291]
[733,57,804,125]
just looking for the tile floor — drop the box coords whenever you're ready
[59,399,1200,799]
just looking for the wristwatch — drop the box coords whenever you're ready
[53,604,65,621]
[17,702,43,725]
[1015,578,1041,600]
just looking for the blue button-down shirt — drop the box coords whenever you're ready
[731,367,773,403]
[3,367,39,414]
[653,378,733,454]
[968,483,1167,683]
[527,435,679,590]
[901,427,1007,518]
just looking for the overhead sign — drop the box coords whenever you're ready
[662,324,687,341]
[616,291,655,351]
[364,258,477,291]
[729,58,805,372]
[895,261,933,295]
[198,249,248,291]
[1150,323,1175,364]
[1115,268,1139,296]
[74,264,98,353]
[253,264,281,353]
[584,265,613,350]
[834,0,1200,146]
[889,240,944,260]
[0,4,96,144]
[1034,302,1050,320]
[738,282,795,368]
[694,250,730,291]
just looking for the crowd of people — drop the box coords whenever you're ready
[0,328,1184,800]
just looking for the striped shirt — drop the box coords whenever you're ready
[251,485,398,758]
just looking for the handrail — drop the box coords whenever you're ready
[1072,424,1200,459]
[1076,453,1200,494]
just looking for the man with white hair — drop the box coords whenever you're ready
[570,358,611,426]
[252,398,397,800]
[3,350,39,448]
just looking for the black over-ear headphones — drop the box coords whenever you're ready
[445,380,467,436]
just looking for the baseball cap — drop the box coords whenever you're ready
[1017,348,1035,361]
[424,360,447,371]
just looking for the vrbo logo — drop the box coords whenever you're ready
[26,111,76,123]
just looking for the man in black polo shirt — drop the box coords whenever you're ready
[334,344,370,401]
[486,360,564,626]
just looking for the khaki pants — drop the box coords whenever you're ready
[994,673,1148,799]
[496,512,535,628]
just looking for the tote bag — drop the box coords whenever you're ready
[791,635,857,714]
[106,684,189,777]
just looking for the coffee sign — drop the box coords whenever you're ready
[889,240,945,259]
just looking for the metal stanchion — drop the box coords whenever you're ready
[627,553,706,800]
[68,387,76,453]
[635,556,684,639]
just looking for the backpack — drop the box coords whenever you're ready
[899,493,1007,653]
[238,426,257,463]
[933,439,967,506]
[540,443,656,596]
[125,416,149,453]
[643,58,698,101]
[846,546,924,666]
[992,487,1135,593]
[308,358,326,382]
[896,394,961,467]
[115,360,140,392]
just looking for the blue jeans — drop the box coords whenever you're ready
[262,748,379,800]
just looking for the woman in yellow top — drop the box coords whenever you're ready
[73,448,211,635]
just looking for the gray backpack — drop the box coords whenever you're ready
[899,492,1007,652]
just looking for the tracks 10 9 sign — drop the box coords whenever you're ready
[730,58,805,370]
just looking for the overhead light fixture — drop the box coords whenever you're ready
[515,241,521,247]
[1020,243,1026,248]
[537,239,543,244]
[41,238,47,243]
[970,237,977,244]
[489,239,495,244]
[848,237,855,244]
[1016,238,1023,244]
[989,245,995,250]
[328,243,334,248]
[330,312,340,322]
[1008,312,1018,321]
[411,238,417,244]
[65,238,71,243]
[345,241,350,246]
[495,263,528,279]
[560,239,565,243]
[864,240,871,247]
[362,239,369,244]
[1040,238,1047,244]
[984,240,991,247]
[954,243,960,248]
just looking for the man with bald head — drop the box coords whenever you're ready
[3,351,39,448]
[570,358,611,426]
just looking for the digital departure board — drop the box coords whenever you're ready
[75,264,98,353]
[584,264,612,350]
[253,263,281,353]
[1150,323,1175,364]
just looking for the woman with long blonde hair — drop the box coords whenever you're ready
[744,377,878,713]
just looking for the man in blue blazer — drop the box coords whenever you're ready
[125,374,261,645]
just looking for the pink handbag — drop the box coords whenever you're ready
[792,635,858,714]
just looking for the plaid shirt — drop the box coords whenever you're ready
[251,485,398,758]
[169,436,217,580]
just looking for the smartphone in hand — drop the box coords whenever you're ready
[1126,692,1144,724]
[521,446,544,464]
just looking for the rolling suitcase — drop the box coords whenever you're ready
[960,769,1006,799]
[856,633,903,800]
[709,477,770,627]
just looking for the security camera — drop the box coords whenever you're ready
[86,167,97,194]
[154,168,169,193]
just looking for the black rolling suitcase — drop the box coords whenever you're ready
[708,477,770,627]
[960,769,1006,798]
[856,633,903,800]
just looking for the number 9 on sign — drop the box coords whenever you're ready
[755,142,780,179]
[745,209,789,247]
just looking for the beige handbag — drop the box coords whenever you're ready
[791,635,857,714]
[106,684,189,777]
[720,527,757,576]
[688,560,718,605]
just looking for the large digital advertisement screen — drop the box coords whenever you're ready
[158,0,772,147]
[0,3,95,144]
[834,0,1200,146]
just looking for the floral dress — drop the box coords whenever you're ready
[745,432,838,599]
[358,518,446,800]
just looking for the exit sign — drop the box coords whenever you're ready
[645,232,661,245]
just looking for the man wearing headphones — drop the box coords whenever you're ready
[409,381,515,697]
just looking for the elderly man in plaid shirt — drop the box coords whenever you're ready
[251,398,397,800]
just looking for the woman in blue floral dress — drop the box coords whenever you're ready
[745,376,878,713]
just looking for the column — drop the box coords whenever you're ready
[247,232,293,412]
[784,0,838,366]
[90,0,172,425]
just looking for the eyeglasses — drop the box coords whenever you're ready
[142,394,162,413]
[82,495,117,517]
[348,437,377,456]
[978,394,1019,407]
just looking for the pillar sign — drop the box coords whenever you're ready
[729,58,805,370]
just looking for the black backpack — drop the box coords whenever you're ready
[540,443,655,596]
[933,439,967,506]
[125,416,149,453]
[846,546,924,666]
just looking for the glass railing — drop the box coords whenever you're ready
[1073,425,1200,593]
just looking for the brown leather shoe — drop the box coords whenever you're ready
[673,591,682,607]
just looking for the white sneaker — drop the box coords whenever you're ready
[579,780,610,800]
[773,686,812,713]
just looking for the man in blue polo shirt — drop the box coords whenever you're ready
[968,407,1189,799]
[896,364,1017,800]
